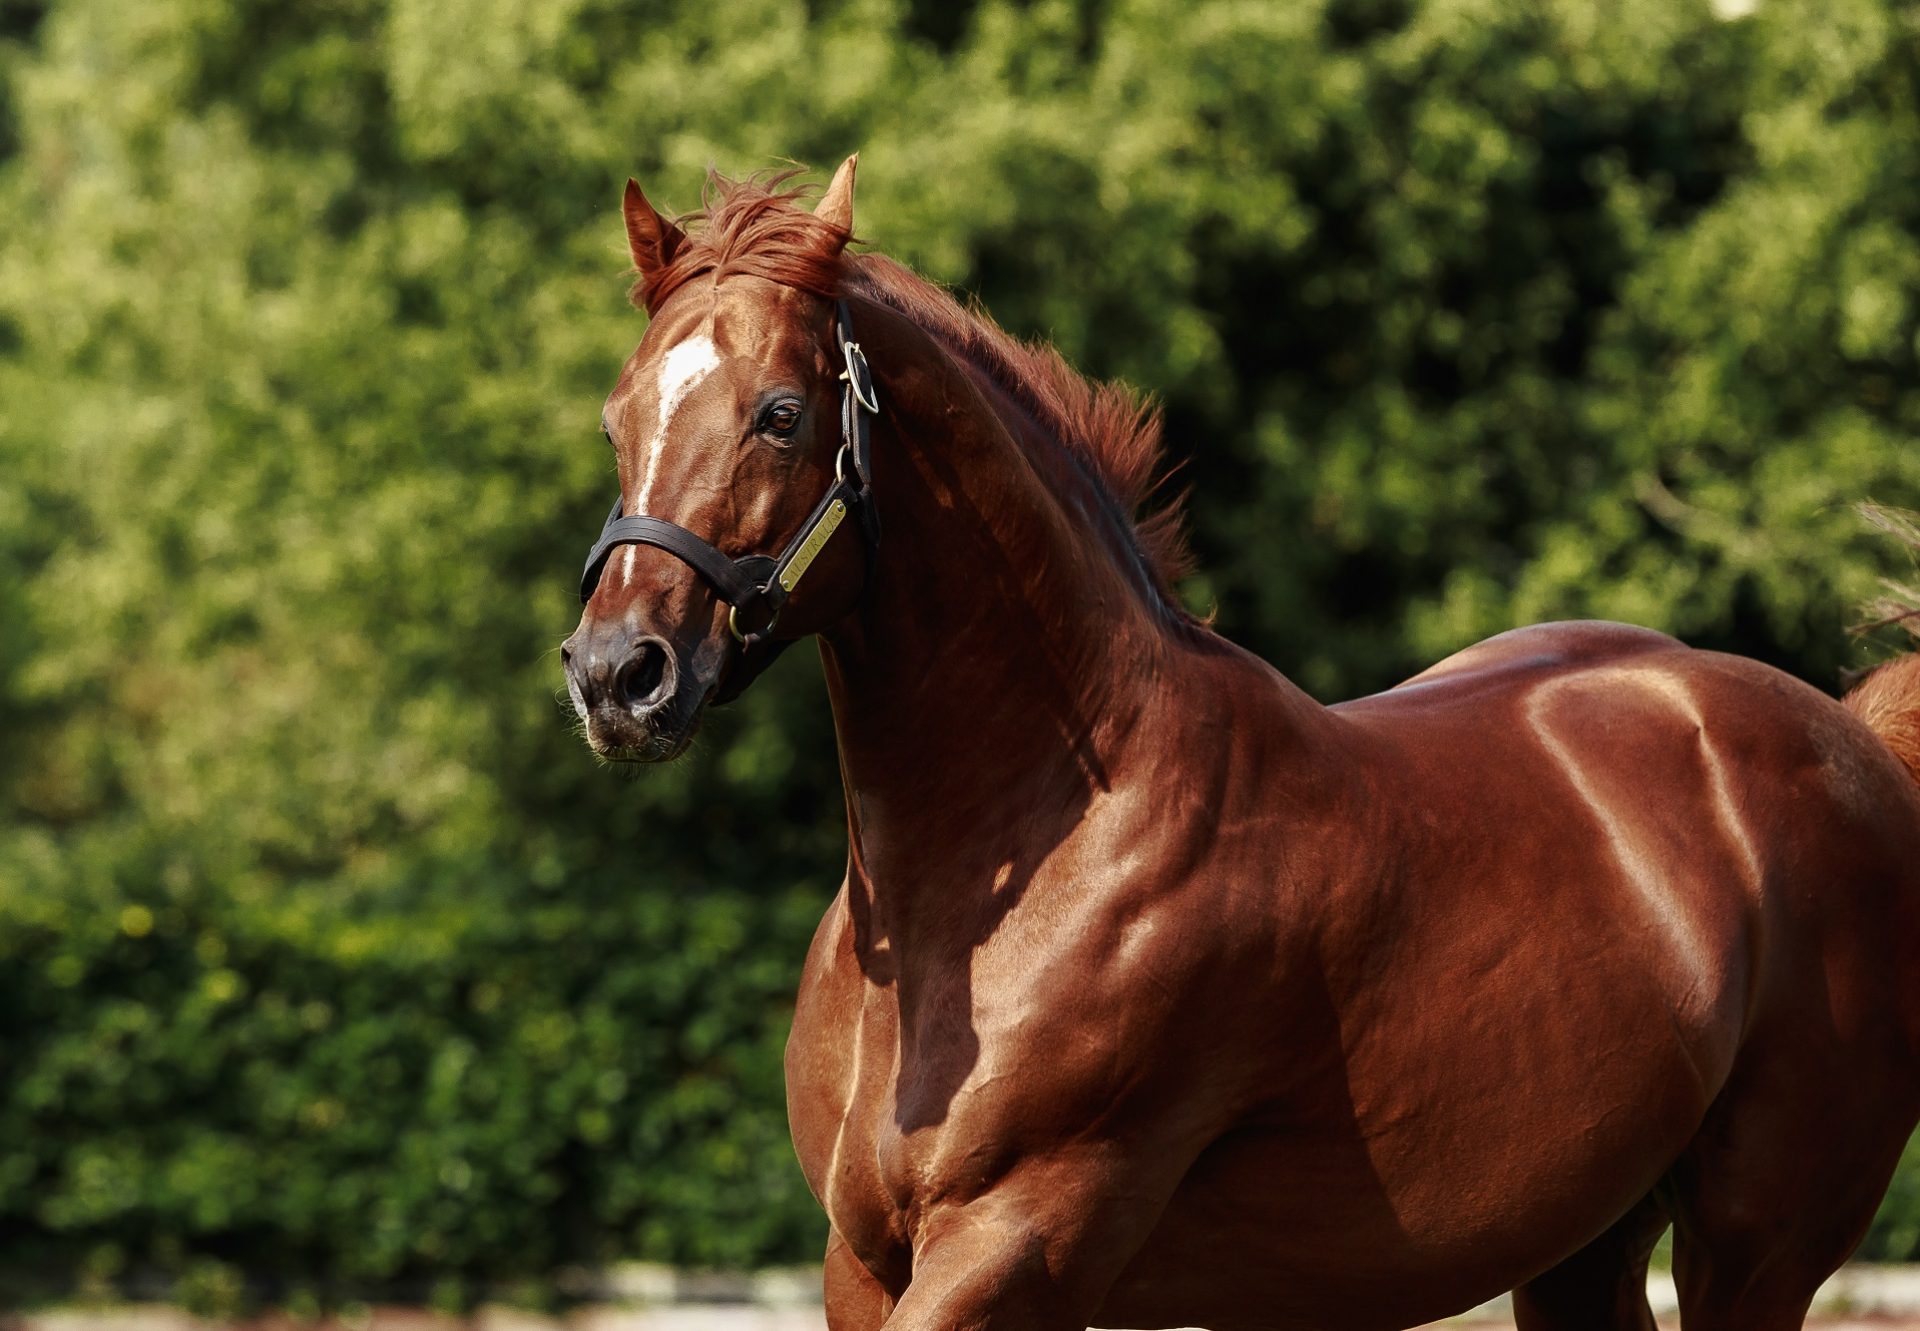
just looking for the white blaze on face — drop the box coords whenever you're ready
[632,333,722,515]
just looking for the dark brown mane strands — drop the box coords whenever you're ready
[846,253,1198,602]
[635,172,1196,609]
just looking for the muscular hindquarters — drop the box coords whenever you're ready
[1105,636,1920,1330]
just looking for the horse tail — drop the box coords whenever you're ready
[1844,505,1920,785]
[1847,655,1920,785]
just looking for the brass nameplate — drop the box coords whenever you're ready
[778,499,847,592]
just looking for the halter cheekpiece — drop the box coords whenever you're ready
[579,298,881,650]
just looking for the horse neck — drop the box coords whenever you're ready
[818,308,1193,950]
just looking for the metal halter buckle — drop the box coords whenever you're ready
[839,339,879,414]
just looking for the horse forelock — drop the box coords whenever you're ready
[633,170,849,315]
[632,171,1198,618]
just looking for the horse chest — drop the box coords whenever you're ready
[789,926,1112,1277]
[788,987,914,1276]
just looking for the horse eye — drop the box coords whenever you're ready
[764,402,802,437]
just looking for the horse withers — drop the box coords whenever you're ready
[561,156,1920,1331]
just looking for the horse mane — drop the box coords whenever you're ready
[634,170,1197,611]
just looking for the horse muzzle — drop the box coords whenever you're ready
[561,627,703,761]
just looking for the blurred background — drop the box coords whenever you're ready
[3,0,1920,1316]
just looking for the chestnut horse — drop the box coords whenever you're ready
[562,157,1920,1331]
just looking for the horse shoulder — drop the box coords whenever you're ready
[906,793,1308,1176]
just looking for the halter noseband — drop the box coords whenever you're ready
[579,298,881,652]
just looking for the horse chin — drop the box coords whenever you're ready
[585,704,705,764]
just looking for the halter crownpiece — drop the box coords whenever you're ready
[578,298,881,653]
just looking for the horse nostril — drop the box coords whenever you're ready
[614,639,672,710]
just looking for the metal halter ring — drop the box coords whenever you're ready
[727,603,760,644]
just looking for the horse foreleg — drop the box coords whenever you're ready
[879,1161,1169,1331]
[824,1229,895,1331]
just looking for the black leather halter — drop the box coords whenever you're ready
[579,299,881,661]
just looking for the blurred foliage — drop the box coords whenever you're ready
[2,0,1920,1299]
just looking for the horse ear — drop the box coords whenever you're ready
[814,153,857,235]
[623,178,685,276]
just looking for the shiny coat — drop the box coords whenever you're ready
[565,161,1920,1331]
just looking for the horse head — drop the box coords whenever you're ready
[563,157,872,762]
